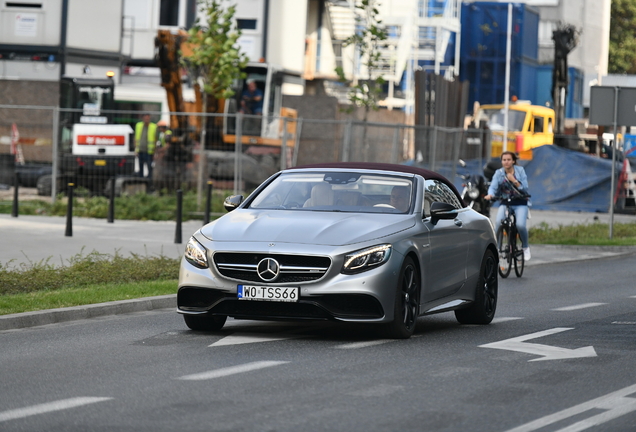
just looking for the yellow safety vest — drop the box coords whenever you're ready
[135,122,157,154]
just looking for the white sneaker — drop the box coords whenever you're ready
[523,247,531,261]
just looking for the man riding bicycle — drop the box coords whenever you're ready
[484,151,531,261]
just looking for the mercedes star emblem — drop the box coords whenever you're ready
[257,258,280,282]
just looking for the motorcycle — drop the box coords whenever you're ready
[458,160,492,217]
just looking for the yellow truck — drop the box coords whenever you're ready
[478,102,555,160]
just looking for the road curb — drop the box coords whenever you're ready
[0,294,177,331]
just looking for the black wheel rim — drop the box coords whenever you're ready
[482,254,498,316]
[401,264,419,330]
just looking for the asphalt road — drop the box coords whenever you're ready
[1,254,635,431]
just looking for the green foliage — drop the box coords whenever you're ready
[529,221,636,246]
[335,0,388,117]
[182,0,249,99]
[0,250,180,296]
[609,0,636,73]
[0,190,231,221]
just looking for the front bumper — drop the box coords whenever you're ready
[177,240,405,323]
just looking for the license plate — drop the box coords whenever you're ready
[94,159,106,166]
[237,285,299,302]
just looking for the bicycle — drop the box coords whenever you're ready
[493,197,526,278]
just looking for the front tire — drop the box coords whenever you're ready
[183,314,227,331]
[455,249,498,325]
[496,226,512,278]
[384,256,420,339]
[513,231,525,277]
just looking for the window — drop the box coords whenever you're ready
[160,0,179,26]
[423,179,462,216]
[237,19,257,30]
[533,116,544,133]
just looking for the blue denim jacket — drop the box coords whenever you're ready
[487,165,529,198]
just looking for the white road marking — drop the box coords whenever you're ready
[176,361,289,381]
[209,332,306,347]
[552,303,607,311]
[504,383,636,432]
[0,397,113,423]
[492,317,524,323]
[334,339,396,349]
[479,327,597,362]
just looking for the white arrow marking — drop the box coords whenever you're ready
[504,383,636,432]
[0,397,113,423]
[479,327,597,362]
[552,302,607,311]
[491,317,524,324]
[209,332,306,347]
[177,361,289,381]
[334,339,396,349]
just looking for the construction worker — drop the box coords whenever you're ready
[134,113,157,179]
[156,119,172,148]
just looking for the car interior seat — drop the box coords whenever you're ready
[304,182,334,207]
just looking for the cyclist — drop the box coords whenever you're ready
[484,151,531,261]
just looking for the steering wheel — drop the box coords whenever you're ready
[373,203,396,209]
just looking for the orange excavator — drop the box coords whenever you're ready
[154,29,299,188]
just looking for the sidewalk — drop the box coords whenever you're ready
[1,210,635,331]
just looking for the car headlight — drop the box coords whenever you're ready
[185,237,209,269]
[342,244,392,274]
[468,186,480,200]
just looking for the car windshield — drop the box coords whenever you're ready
[482,109,527,132]
[249,171,414,214]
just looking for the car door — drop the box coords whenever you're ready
[421,180,470,302]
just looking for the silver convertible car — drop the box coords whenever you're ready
[178,162,498,338]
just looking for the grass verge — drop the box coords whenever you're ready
[0,251,180,315]
[529,222,636,246]
[0,280,177,315]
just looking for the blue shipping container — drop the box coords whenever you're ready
[462,58,538,107]
[535,66,584,118]
[460,1,540,109]
[460,2,539,62]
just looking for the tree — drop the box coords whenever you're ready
[181,0,248,207]
[182,0,248,100]
[336,0,388,160]
[336,0,388,117]
[609,0,636,73]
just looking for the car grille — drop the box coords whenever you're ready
[213,253,331,283]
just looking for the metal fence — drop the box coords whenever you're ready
[0,105,491,202]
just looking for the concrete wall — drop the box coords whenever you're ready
[284,94,408,165]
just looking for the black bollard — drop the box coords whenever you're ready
[108,177,115,223]
[65,183,74,237]
[203,180,213,225]
[11,171,19,218]
[175,189,182,244]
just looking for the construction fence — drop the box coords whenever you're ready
[0,105,492,202]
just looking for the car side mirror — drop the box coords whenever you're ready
[223,195,244,212]
[430,201,457,225]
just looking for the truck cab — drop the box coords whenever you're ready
[479,102,555,159]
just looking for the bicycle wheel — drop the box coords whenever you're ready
[513,230,524,277]
[496,226,512,278]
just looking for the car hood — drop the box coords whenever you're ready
[200,209,415,246]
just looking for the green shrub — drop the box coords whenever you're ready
[0,251,180,295]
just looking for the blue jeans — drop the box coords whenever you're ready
[137,152,153,179]
[495,204,529,248]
